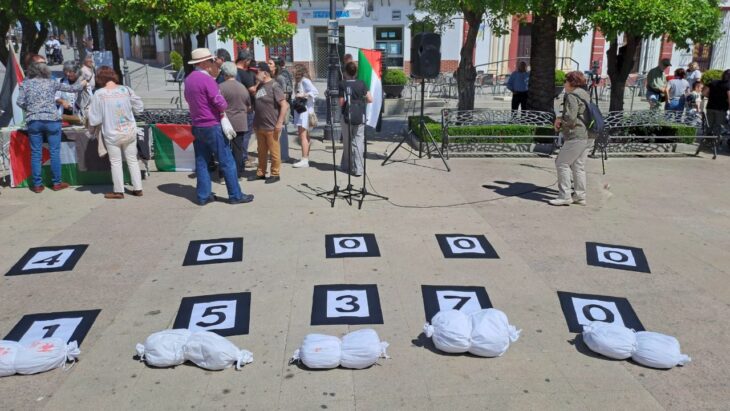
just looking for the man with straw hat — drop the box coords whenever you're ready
[184,48,254,205]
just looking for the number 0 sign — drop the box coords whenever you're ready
[173,293,251,336]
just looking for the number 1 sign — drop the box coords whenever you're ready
[3,310,101,346]
[173,293,251,336]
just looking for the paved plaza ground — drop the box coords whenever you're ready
[2,49,730,410]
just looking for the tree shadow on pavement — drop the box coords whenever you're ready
[482,180,558,204]
[157,183,198,204]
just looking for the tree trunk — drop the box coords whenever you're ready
[526,10,558,114]
[76,29,86,61]
[19,18,48,68]
[101,19,123,85]
[455,11,482,111]
[0,18,11,67]
[196,32,207,48]
[183,34,194,75]
[606,35,641,112]
[89,19,100,51]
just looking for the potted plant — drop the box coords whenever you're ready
[554,69,567,98]
[383,68,408,98]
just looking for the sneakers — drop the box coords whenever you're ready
[572,197,586,206]
[292,159,309,168]
[265,176,280,184]
[51,182,70,191]
[230,194,254,204]
[104,192,124,199]
[30,186,44,193]
[548,198,573,206]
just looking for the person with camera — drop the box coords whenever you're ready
[338,62,372,177]
[646,59,671,110]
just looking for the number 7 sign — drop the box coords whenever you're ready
[421,285,493,322]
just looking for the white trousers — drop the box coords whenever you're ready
[555,139,591,200]
[106,138,142,193]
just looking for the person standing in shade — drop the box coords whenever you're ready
[338,61,372,177]
[646,59,671,110]
[214,48,231,84]
[251,62,289,184]
[703,69,730,137]
[184,48,253,205]
[274,58,293,163]
[686,62,702,89]
[87,66,144,199]
[16,62,86,193]
[506,61,529,111]
[218,62,251,178]
[665,68,690,112]
[550,71,594,207]
[236,51,257,169]
[292,64,319,168]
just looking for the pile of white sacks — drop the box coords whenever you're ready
[0,338,80,377]
[291,329,389,369]
[423,308,521,356]
[582,321,691,369]
[136,329,253,371]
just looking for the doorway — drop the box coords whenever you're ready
[516,23,532,66]
[313,26,345,79]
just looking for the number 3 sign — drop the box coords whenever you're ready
[173,293,251,336]
[6,245,89,276]
[311,284,383,325]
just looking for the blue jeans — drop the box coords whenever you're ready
[665,98,685,111]
[27,120,63,187]
[191,124,243,202]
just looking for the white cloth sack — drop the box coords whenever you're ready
[136,329,191,367]
[468,308,521,357]
[183,331,253,371]
[582,321,638,360]
[13,338,80,375]
[424,309,472,354]
[340,329,389,369]
[632,331,691,369]
[221,115,236,140]
[0,340,22,377]
[291,334,342,369]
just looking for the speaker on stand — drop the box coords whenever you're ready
[382,32,450,171]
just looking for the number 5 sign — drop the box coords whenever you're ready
[6,245,89,276]
[173,293,251,336]
[3,310,101,346]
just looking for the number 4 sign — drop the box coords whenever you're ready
[173,293,251,336]
[6,245,89,276]
[3,310,101,346]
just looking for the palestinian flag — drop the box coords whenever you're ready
[8,131,115,187]
[357,49,383,129]
[152,124,195,171]
[0,48,24,127]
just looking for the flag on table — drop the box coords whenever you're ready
[8,130,114,187]
[151,124,196,171]
[357,49,383,129]
[0,48,24,127]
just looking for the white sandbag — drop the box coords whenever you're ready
[183,331,253,371]
[582,321,637,360]
[340,329,389,369]
[291,334,342,369]
[13,338,80,375]
[468,308,521,357]
[632,331,691,369]
[424,309,472,354]
[0,340,22,377]
[136,329,191,367]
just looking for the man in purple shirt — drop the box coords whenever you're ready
[184,48,253,205]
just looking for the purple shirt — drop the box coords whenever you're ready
[184,69,228,127]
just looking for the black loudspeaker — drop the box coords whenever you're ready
[411,33,441,78]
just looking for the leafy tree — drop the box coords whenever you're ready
[591,0,722,111]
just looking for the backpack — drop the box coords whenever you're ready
[571,93,605,135]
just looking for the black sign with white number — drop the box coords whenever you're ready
[325,234,380,258]
[6,244,89,276]
[557,291,645,333]
[311,284,383,325]
[435,234,499,259]
[421,285,493,322]
[586,242,650,273]
[183,238,243,266]
[173,292,251,336]
[4,309,101,346]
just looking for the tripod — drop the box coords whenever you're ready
[587,72,601,105]
[338,83,388,209]
[381,77,450,171]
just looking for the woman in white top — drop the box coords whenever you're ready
[292,64,319,168]
[88,66,145,199]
